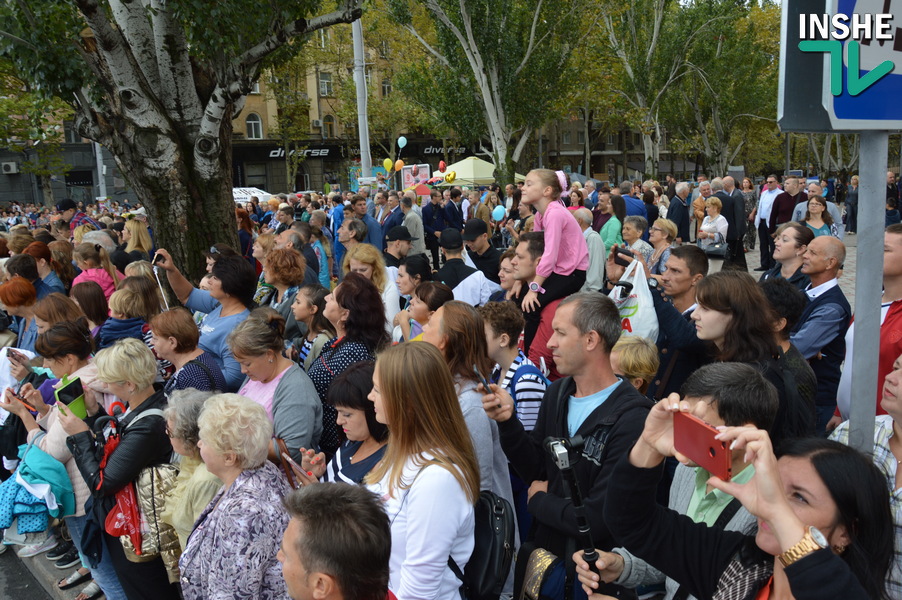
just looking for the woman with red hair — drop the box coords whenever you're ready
[235,207,258,272]
[22,241,66,294]
[0,276,39,352]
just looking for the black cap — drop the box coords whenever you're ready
[385,225,418,242]
[56,198,77,212]
[461,218,488,241]
[440,228,463,249]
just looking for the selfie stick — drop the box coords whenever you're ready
[544,436,599,573]
[152,258,170,311]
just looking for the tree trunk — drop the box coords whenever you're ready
[103,120,239,283]
[39,176,55,207]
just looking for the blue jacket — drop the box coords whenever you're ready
[361,214,382,248]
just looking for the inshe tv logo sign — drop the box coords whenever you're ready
[798,12,896,95]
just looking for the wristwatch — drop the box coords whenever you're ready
[648,278,659,289]
[778,526,828,567]
[529,282,546,294]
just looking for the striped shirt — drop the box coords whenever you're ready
[493,351,547,432]
[830,415,902,597]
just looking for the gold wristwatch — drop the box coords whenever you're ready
[778,526,828,567]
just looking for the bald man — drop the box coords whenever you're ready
[791,236,851,436]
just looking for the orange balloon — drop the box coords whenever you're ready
[394,159,405,171]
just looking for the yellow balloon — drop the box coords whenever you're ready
[394,159,405,171]
[383,158,393,171]
[445,171,456,183]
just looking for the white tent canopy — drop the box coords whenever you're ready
[437,156,525,186]
[233,187,270,204]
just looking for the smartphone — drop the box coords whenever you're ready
[6,387,35,412]
[472,365,492,391]
[7,348,27,364]
[55,377,87,419]
[152,253,165,265]
[613,246,633,268]
[673,411,732,481]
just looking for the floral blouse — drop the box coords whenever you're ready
[179,461,291,600]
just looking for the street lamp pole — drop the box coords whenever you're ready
[352,19,371,179]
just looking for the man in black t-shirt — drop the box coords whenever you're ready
[462,218,501,283]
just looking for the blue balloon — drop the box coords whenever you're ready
[397,136,408,149]
[492,205,506,222]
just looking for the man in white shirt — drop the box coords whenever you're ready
[574,208,605,292]
[753,175,781,271]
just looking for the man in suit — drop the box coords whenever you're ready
[444,188,465,232]
[422,189,447,268]
[721,176,748,270]
[379,192,404,249]
[667,182,692,244]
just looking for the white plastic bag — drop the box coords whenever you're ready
[609,260,660,341]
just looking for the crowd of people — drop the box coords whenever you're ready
[0,168,898,600]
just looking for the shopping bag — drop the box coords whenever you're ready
[610,259,660,340]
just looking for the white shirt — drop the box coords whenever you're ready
[368,454,475,600]
[757,187,781,224]
[805,277,839,300]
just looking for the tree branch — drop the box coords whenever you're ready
[238,1,363,70]
[514,0,545,76]
[0,29,38,51]
[402,23,452,68]
[148,0,202,121]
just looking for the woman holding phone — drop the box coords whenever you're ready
[0,320,126,600]
[58,338,179,600]
[574,397,894,600]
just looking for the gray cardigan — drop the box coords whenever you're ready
[242,363,322,463]
[613,463,756,600]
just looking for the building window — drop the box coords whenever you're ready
[319,72,333,97]
[381,79,392,97]
[562,130,571,145]
[250,82,260,94]
[606,133,616,146]
[245,113,263,139]
[246,163,267,188]
[319,30,328,48]
[323,115,335,138]
[379,41,390,58]
[633,132,641,146]
[577,130,585,144]
[63,120,81,143]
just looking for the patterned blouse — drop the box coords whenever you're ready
[179,461,291,600]
[306,337,375,455]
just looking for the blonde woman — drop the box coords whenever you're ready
[343,243,400,333]
[366,343,480,600]
[123,220,153,260]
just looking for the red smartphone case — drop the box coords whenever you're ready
[673,412,732,481]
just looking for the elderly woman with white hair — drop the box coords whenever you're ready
[160,389,222,550]
[179,394,292,600]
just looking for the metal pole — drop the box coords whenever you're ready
[848,131,887,456]
[784,132,791,176]
[351,19,371,179]
[93,141,107,199]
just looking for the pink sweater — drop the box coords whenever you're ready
[72,267,125,300]
[533,200,589,278]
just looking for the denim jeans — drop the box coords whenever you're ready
[65,514,128,600]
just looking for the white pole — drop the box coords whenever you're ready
[93,141,107,199]
[848,131,887,455]
[352,19,372,179]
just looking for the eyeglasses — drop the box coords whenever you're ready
[650,226,665,233]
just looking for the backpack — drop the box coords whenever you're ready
[448,490,515,600]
